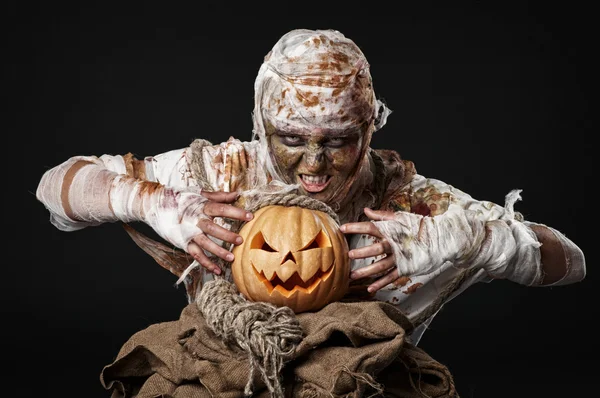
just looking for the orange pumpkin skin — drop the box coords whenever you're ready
[231,205,350,313]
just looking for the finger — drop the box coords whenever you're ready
[200,190,239,203]
[187,241,222,275]
[198,218,244,245]
[339,221,383,238]
[350,255,396,280]
[368,268,400,293]
[193,234,235,263]
[349,240,392,260]
[364,207,396,221]
[204,201,253,221]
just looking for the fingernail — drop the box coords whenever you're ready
[367,287,374,293]
[246,212,253,220]
[348,251,354,259]
[350,272,357,279]
[340,225,346,232]
[214,268,222,275]
[226,254,234,261]
[235,236,243,244]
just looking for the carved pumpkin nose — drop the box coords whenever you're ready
[281,251,296,264]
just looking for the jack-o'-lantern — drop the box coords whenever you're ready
[231,205,350,313]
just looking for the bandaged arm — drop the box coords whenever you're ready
[36,153,207,251]
[374,190,586,287]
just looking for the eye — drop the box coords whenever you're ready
[325,137,347,148]
[279,135,304,147]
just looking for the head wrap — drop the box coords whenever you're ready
[252,29,391,208]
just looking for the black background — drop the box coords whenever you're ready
[10,2,594,397]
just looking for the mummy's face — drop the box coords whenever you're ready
[266,119,365,203]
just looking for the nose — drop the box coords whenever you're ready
[304,145,325,173]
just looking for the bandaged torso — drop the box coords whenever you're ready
[117,139,509,343]
[39,137,584,344]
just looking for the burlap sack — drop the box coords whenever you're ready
[101,301,457,397]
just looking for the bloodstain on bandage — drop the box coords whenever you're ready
[138,181,162,196]
[393,276,411,287]
[411,202,431,217]
[404,283,423,294]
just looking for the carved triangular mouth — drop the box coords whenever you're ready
[252,265,334,297]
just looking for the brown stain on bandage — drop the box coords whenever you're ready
[393,276,411,287]
[213,152,223,167]
[330,51,349,64]
[123,153,147,180]
[412,202,431,217]
[404,283,423,294]
[62,160,94,220]
[295,89,320,107]
[138,181,162,196]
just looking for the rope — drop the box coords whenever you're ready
[197,278,303,396]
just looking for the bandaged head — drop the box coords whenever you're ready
[252,29,391,206]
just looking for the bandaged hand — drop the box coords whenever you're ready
[341,204,542,292]
[110,178,253,274]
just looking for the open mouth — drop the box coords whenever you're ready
[299,174,332,193]
[253,266,334,296]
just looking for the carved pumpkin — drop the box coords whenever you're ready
[231,205,350,313]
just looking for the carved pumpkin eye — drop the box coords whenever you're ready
[301,230,331,251]
[231,205,350,314]
[263,242,276,252]
[250,232,276,252]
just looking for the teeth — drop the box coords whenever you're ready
[302,175,328,184]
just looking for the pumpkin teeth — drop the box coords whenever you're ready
[252,264,335,296]
[275,260,299,282]
[262,269,276,281]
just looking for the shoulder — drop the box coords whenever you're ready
[376,149,472,216]
[187,137,264,191]
[188,137,260,161]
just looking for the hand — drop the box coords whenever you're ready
[187,191,253,275]
[340,208,399,293]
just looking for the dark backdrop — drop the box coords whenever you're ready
[11,2,594,397]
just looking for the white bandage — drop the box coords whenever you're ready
[373,203,543,285]
[373,204,487,276]
[524,221,586,286]
[470,218,542,285]
[37,159,209,251]
[36,156,105,231]
[68,161,121,224]
[109,175,208,250]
